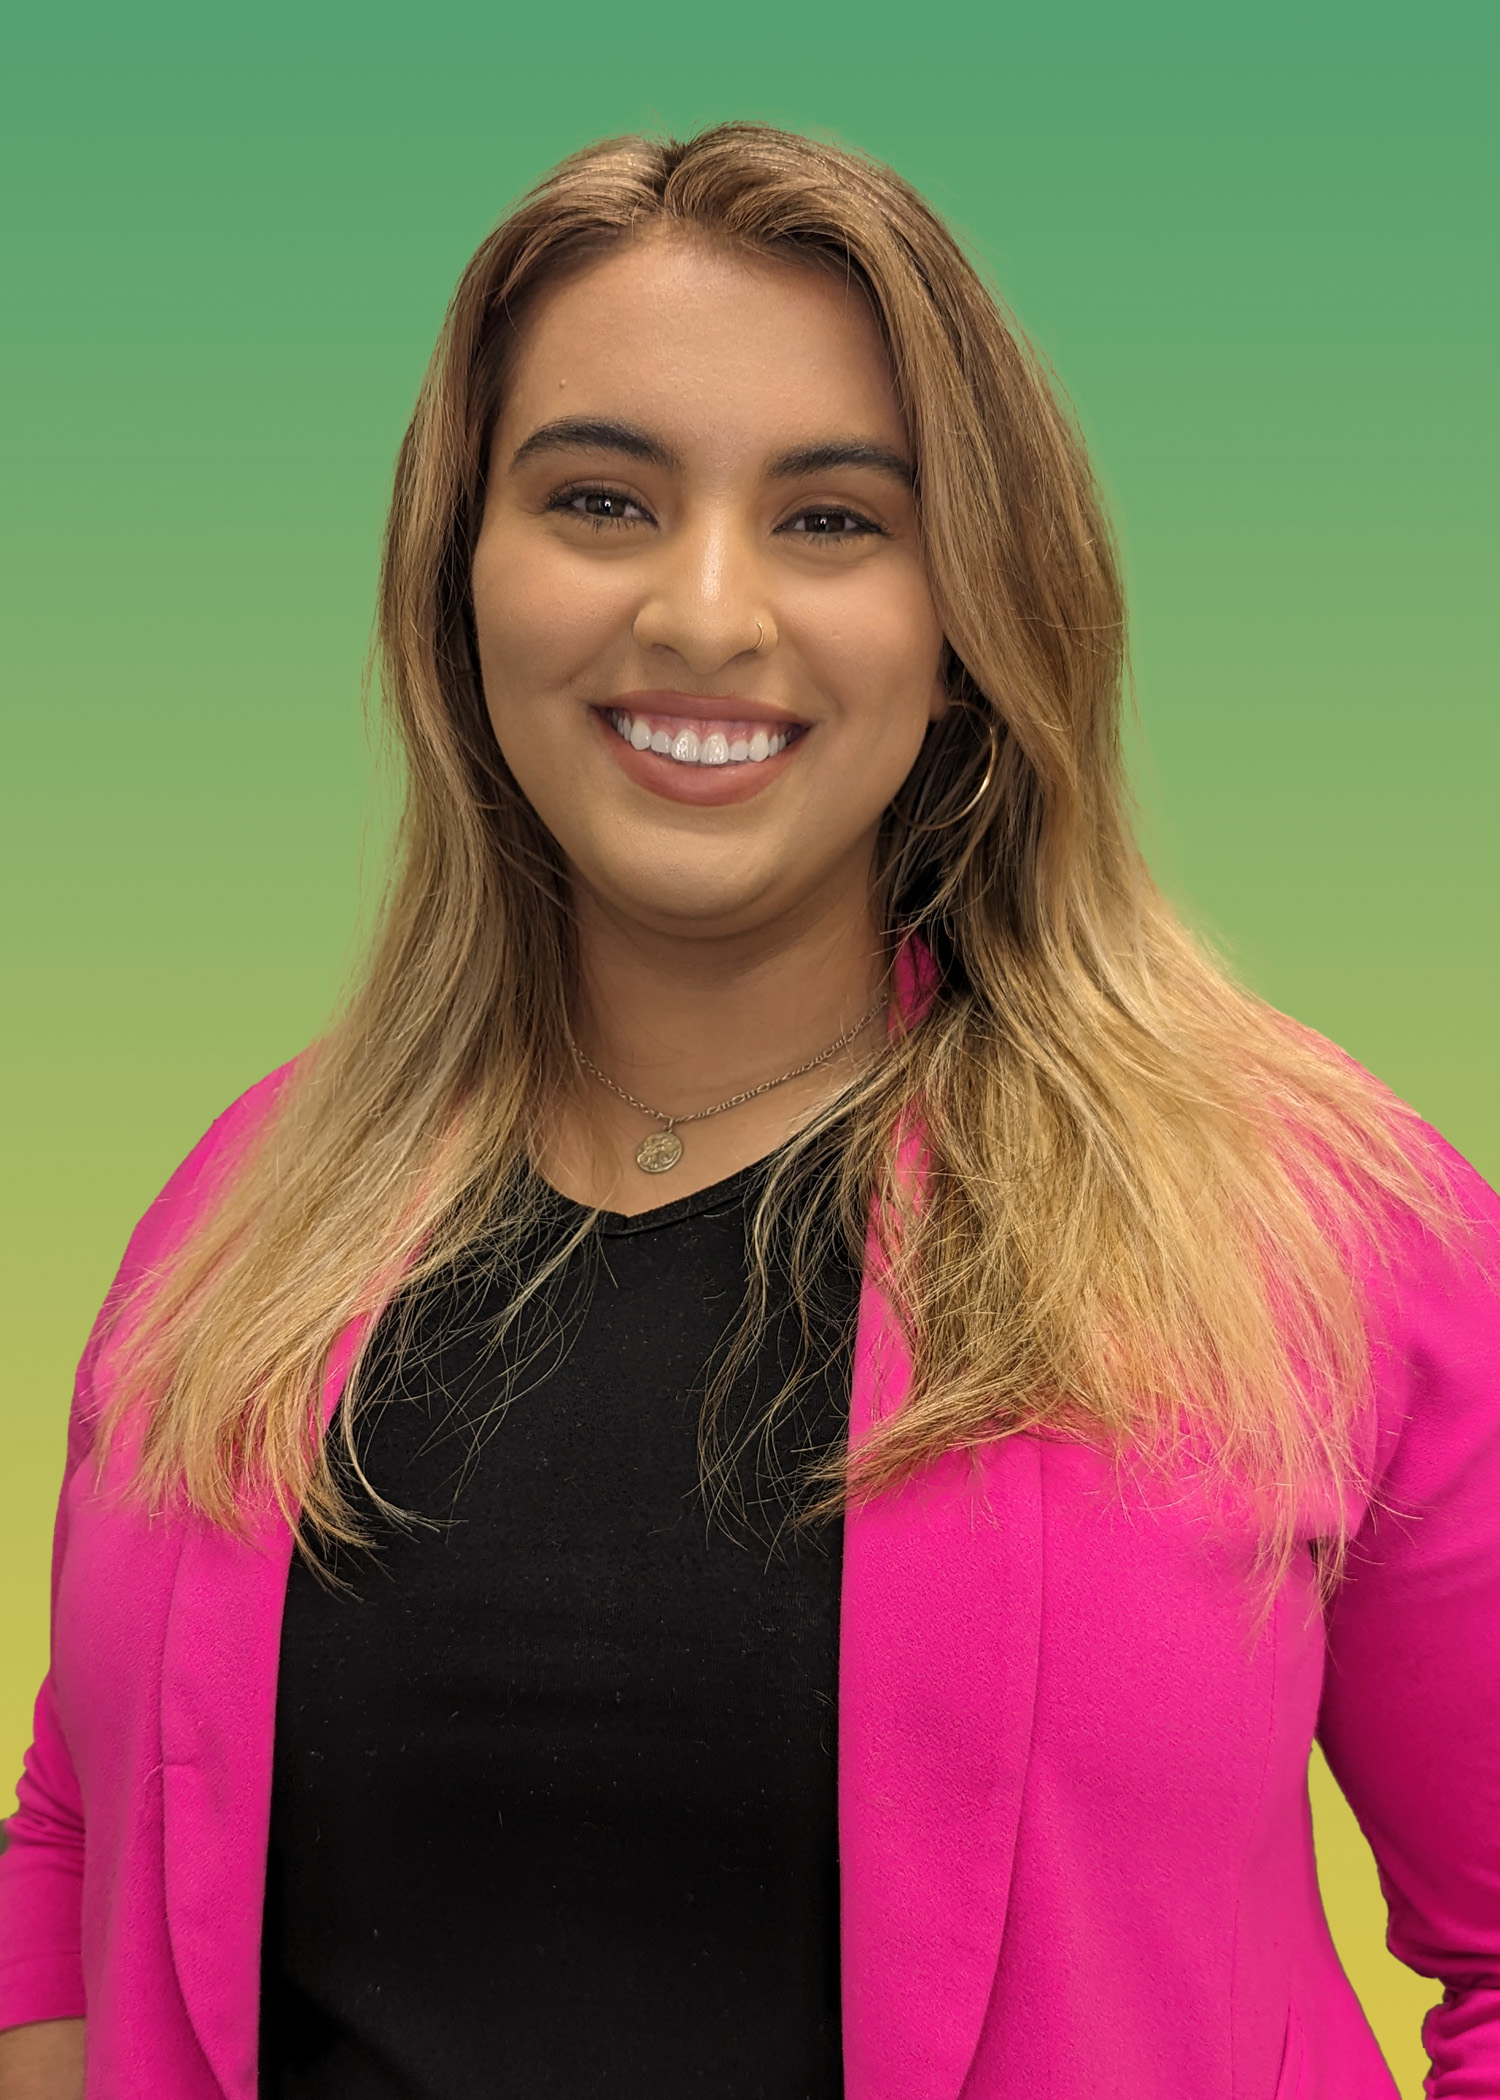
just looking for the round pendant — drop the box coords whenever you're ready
[636,1129,684,1174]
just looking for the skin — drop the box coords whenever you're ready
[0,2020,84,2100]
[472,229,948,1211]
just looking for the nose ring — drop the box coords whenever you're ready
[752,619,765,653]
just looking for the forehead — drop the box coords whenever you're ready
[495,231,907,461]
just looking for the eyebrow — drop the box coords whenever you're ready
[508,417,914,489]
[765,439,914,488]
[509,417,681,472]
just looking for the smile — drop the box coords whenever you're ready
[602,709,805,768]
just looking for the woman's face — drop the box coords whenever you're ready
[471,231,947,943]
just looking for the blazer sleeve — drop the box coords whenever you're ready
[1316,1139,1500,2098]
[0,1378,95,2028]
[0,1065,294,2033]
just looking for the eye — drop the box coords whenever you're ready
[780,506,884,541]
[548,485,654,529]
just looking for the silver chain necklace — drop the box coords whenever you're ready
[567,993,888,1175]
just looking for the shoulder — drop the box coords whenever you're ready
[75,1061,301,1409]
[119,1063,297,1285]
[1285,1021,1500,1376]
[1365,1116,1500,1341]
[1357,1115,1500,1512]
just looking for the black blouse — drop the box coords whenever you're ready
[260,1159,858,2100]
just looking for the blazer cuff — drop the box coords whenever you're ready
[0,1832,86,2033]
[0,1951,86,2034]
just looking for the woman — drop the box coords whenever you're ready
[0,122,1496,2100]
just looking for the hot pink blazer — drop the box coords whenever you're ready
[2,1065,1499,2100]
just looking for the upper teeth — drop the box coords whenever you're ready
[608,712,793,765]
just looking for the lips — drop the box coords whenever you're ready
[590,694,809,806]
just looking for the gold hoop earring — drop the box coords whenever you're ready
[897,706,1000,835]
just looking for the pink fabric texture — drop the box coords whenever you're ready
[2,1063,1498,2099]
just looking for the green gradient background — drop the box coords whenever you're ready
[3,2,1494,2088]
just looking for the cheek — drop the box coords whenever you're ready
[802,566,945,739]
[471,535,624,713]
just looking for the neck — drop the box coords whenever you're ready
[542,872,888,1213]
[574,887,885,1103]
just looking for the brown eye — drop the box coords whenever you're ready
[782,507,881,539]
[548,486,653,527]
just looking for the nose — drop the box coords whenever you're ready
[631,508,770,672]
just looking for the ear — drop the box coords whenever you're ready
[928,642,957,723]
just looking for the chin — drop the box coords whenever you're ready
[579,843,801,938]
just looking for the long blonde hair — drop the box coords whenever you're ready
[105,122,1465,1592]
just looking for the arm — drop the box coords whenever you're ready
[0,1066,296,2049]
[0,1409,94,2036]
[0,2019,84,2100]
[1317,1151,1500,2098]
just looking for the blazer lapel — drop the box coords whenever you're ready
[160,1315,369,2099]
[839,1266,1044,2100]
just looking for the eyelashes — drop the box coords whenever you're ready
[544,483,887,541]
[781,507,884,539]
[547,487,652,529]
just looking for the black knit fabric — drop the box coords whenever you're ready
[260,1158,856,2100]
